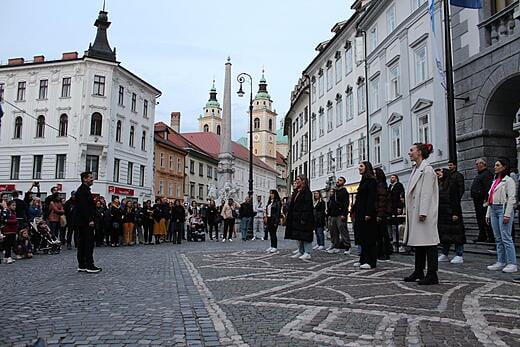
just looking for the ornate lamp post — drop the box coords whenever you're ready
[237,73,254,197]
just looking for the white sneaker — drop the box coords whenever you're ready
[222,239,226,243]
[6,257,14,264]
[450,256,464,264]
[269,248,277,253]
[312,244,319,250]
[228,239,233,242]
[359,263,372,269]
[343,249,351,255]
[317,246,325,251]
[291,252,303,258]
[327,248,340,254]
[325,246,333,251]
[502,264,518,273]
[292,249,300,254]
[265,247,273,252]
[487,262,505,271]
[299,253,311,260]
[353,262,360,267]
[438,254,449,262]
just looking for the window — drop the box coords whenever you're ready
[118,86,124,105]
[319,109,325,137]
[14,116,22,138]
[129,126,135,147]
[32,155,43,179]
[160,153,164,168]
[140,165,145,187]
[207,165,213,178]
[412,0,426,10]
[391,125,401,159]
[61,77,71,98]
[36,115,45,138]
[159,180,164,195]
[311,79,317,103]
[59,114,68,136]
[176,185,181,197]
[336,146,343,170]
[177,158,181,172]
[199,163,204,177]
[327,151,334,173]
[373,135,381,165]
[127,162,134,185]
[113,158,120,182]
[269,119,273,131]
[358,136,366,162]
[168,155,173,170]
[86,155,99,179]
[116,120,122,142]
[38,80,48,100]
[203,124,209,132]
[141,131,146,151]
[190,160,195,174]
[311,158,316,178]
[318,71,324,97]
[217,125,221,135]
[346,142,354,167]
[295,141,299,160]
[304,106,309,124]
[387,5,396,33]
[10,156,20,180]
[318,155,324,176]
[17,81,26,101]
[357,83,366,114]
[326,62,333,91]
[369,26,378,51]
[254,118,260,129]
[327,105,333,132]
[346,91,354,121]
[190,182,195,198]
[56,154,66,179]
[418,114,430,144]
[168,183,174,196]
[388,63,400,100]
[345,47,353,75]
[335,55,342,83]
[143,100,149,118]
[336,97,343,127]
[414,45,428,85]
[131,93,137,112]
[90,113,102,136]
[93,75,105,96]
[311,114,317,141]
[198,184,204,199]
[369,76,379,113]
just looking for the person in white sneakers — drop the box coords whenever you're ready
[313,191,326,251]
[253,195,265,241]
[486,158,518,273]
[285,175,314,260]
[264,190,281,253]
[2,200,18,264]
[436,168,466,265]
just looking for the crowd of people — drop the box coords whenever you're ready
[1,143,518,284]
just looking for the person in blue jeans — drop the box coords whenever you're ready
[312,191,326,250]
[486,158,518,274]
[239,196,254,241]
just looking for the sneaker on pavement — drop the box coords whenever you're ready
[291,252,303,258]
[6,257,14,264]
[502,264,518,273]
[438,254,449,262]
[343,249,351,255]
[450,256,464,264]
[325,246,333,251]
[228,239,233,242]
[359,264,372,269]
[487,262,505,271]
[222,239,226,243]
[312,244,319,250]
[327,248,340,254]
[265,247,273,252]
[317,246,325,251]
[299,253,311,260]
[292,249,301,255]
[269,248,277,253]
[77,267,87,272]
[353,262,360,267]
[86,266,102,273]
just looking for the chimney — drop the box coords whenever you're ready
[170,112,181,132]
[62,52,78,60]
[33,55,45,63]
[8,57,24,65]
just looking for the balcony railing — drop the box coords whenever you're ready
[478,2,520,48]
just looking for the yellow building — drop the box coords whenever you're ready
[198,81,222,135]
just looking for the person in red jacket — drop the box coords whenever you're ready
[2,200,19,264]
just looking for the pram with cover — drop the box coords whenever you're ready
[30,217,61,254]
[187,216,205,242]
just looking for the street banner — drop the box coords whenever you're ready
[450,0,483,8]
[429,0,447,90]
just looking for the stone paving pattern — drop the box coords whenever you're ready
[1,230,520,346]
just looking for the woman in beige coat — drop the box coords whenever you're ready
[403,143,440,285]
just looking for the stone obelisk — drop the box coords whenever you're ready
[217,57,237,201]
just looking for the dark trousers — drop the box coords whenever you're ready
[59,227,66,244]
[66,226,78,247]
[474,199,494,241]
[143,223,153,243]
[267,224,278,248]
[223,219,234,239]
[264,228,269,240]
[208,223,218,240]
[414,246,438,273]
[3,234,16,259]
[172,222,184,244]
[360,243,377,268]
[111,226,120,245]
[49,221,60,239]
[376,221,391,258]
[77,225,95,268]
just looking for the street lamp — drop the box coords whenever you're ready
[237,72,254,198]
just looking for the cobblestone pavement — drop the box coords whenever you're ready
[2,230,520,347]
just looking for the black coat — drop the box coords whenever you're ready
[172,205,186,223]
[450,170,465,201]
[388,182,404,215]
[352,177,377,245]
[239,202,254,218]
[285,188,314,242]
[313,200,326,228]
[438,179,466,245]
[74,184,96,228]
[470,168,493,202]
[206,206,219,225]
[266,200,281,227]
[327,187,349,217]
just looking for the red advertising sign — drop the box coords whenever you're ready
[108,186,134,196]
[0,184,16,192]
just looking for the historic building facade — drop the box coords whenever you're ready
[0,8,160,203]
[153,130,187,201]
[198,81,222,135]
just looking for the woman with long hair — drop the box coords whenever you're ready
[221,198,237,242]
[171,199,186,244]
[352,161,378,269]
[122,200,136,246]
[285,175,315,260]
[153,197,167,244]
[313,191,326,250]
[207,200,219,241]
[109,197,123,247]
[374,167,391,261]
[265,189,281,253]
[142,200,154,245]
[403,143,440,285]
[486,158,517,273]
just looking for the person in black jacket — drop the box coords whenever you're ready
[239,196,255,241]
[74,172,100,273]
[11,191,27,227]
[388,174,405,253]
[109,197,123,247]
[265,190,281,252]
[285,175,315,260]
[470,158,494,242]
[206,200,219,241]
[313,191,326,250]
[374,168,391,261]
[352,161,378,269]
[171,199,186,244]
[448,160,465,201]
[142,200,154,244]
[327,177,351,254]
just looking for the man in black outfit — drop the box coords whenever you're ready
[470,158,494,242]
[75,172,101,273]
[11,191,27,225]
[448,160,465,200]
[327,177,351,254]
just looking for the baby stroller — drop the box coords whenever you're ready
[30,217,61,254]
[187,216,206,242]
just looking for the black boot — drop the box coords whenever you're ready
[418,271,439,285]
[403,270,424,282]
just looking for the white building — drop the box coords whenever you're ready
[0,8,161,202]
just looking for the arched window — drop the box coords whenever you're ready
[268,119,273,131]
[116,120,122,142]
[90,113,102,136]
[141,131,146,151]
[217,125,221,135]
[254,118,260,129]
[14,116,23,139]
[203,124,209,132]
[59,114,68,137]
[36,115,45,138]
[129,126,135,147]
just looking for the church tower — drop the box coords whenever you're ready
[251,71,277,169]
[198,81,222,135]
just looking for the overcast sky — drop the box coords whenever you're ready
[3,1,352,140]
